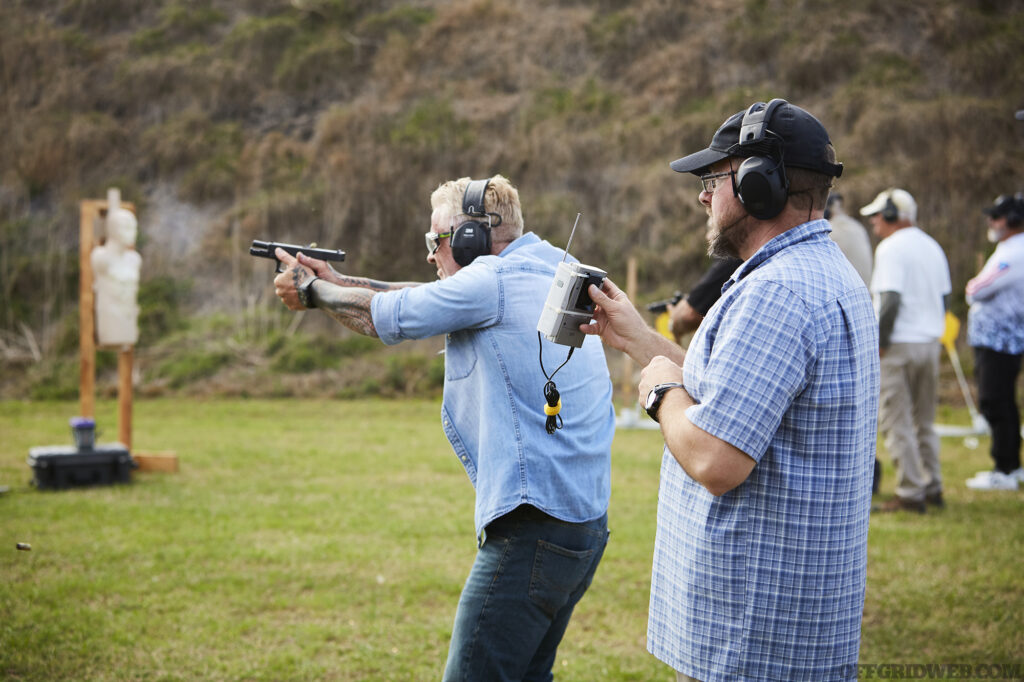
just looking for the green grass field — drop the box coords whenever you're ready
[1,399,1022,681]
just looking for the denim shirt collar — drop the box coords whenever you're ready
[496,231,540,258]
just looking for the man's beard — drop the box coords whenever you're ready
[707,210,750,259]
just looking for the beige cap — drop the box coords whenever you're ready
[860,188,917,222]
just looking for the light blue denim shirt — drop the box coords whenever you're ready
[371,232,615,537]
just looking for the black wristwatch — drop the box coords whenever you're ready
[644,382,685,422]
[297,276,319,309]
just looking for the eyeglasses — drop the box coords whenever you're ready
[700,170,736,193]
[424,230,453,256]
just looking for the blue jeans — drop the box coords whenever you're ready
[442,505,609,682]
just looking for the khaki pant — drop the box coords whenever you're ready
[676,673,700,682]
[879,342,942,502]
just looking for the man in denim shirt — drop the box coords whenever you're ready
[582,101,878,681]
[272,174,614,681]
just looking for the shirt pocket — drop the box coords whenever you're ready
[445,329,477,381]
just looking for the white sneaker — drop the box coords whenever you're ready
[965,470,1019,490]
[1009,468,1024,484]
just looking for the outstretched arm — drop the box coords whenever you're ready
[309,282,378,337]
[294,251,421,291]
[272,249,378,337]
[668,298,703,341]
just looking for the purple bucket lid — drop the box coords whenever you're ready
[70,416,95,428]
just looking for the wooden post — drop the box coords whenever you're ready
[79,200,100,419]
[118,347,133,448]
[621,256,638,406]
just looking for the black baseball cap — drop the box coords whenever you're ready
[982,193,1024,218]
[670,100,843,178]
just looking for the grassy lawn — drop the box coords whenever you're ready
[1,399,1022,681]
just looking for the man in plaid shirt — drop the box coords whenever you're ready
[583,100,879,681]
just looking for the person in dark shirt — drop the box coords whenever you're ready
[666,219,743,342]
[668,256,743,341]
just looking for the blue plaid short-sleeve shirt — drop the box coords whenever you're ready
[647,220,880,681]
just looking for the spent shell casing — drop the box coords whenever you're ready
[16,542,31,551]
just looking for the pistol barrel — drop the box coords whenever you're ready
[249,240,346,263]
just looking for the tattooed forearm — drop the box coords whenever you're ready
[311,282,379,337]
[327,272,421,292]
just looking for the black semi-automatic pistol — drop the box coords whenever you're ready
[646,291,683,315]
[249,240,346,273]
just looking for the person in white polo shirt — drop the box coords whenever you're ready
[861,188,952,513]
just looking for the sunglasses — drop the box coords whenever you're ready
[424,230,454,256]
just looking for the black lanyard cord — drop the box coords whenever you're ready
[537,331,574,434]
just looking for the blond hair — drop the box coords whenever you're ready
[430,175,524,244]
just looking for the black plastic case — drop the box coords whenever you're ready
[28,444,137,490]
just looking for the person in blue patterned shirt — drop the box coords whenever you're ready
[964,193,1024,491]
[582,100,879,681]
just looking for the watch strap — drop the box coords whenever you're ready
[297,276,319,309]
[645,382,685,422]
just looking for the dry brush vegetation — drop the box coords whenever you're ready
[1,0,1023,397]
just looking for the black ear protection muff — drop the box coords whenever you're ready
[734,99,790,220]
[449,178,501,267]
[881,191,899,223]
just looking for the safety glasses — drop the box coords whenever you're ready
[700,169,736,193]
[424,230,453,256]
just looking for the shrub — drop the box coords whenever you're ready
[28,358,80,401]
[383,98,475,152]
[384,353,444,396]
[525,80,619,129]
[269,332,377,373]
[585,10,637,56]
[129,1,226,53]
[138,275,193,345]
[57,0,149,32]
[224,14,302,80]
[335,334,379,357]
[273,31,355,93]
[270,335,338,373]
[180,154,240,203]
[155,348,232,388]
[141,110,242,178]
[358,6,435,40]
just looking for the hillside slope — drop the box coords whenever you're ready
[2,0,1023,386]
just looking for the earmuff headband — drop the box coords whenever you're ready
[738,99,788,154]
[450,178,496,267]
[462,179,490,218]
